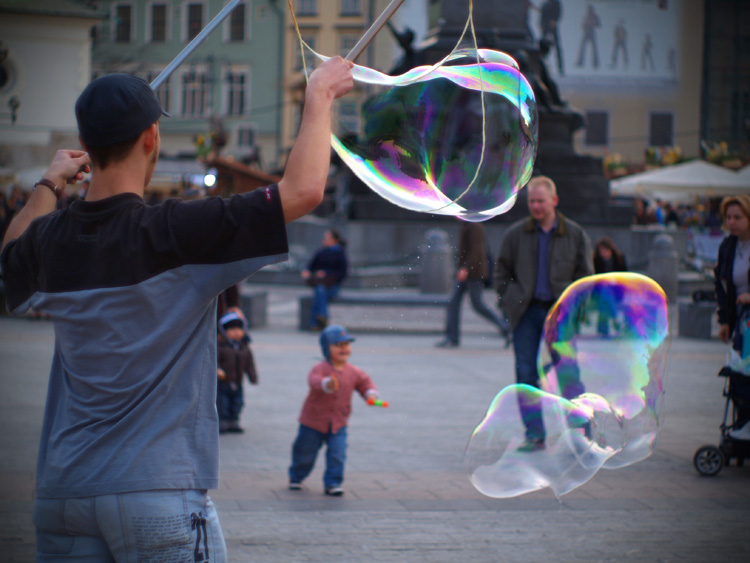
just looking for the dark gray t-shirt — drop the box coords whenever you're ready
[1,186,287,498]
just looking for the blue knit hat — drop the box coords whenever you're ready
[319,325,355,360]
[219,311,244,331]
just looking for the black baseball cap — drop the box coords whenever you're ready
[75,73,170,148]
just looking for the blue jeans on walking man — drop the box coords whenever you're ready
[514,301,586,442]
[513,302,550,441]
[289,424,347,489]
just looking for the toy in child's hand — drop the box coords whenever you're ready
[367,397,389,408]
[327,375,340,392]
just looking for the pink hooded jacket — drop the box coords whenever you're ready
[298,361,377,434]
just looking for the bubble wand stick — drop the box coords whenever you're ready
[344,0,407,62]
[68,0,404,182]
[152,0,406,90]
[150,0,244,89]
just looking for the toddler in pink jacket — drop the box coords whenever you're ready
[288,325,379,496]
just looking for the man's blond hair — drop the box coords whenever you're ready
[526,175,557,197]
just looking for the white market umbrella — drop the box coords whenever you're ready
[610,160,750,202]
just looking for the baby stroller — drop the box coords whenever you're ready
[693,366,750,476]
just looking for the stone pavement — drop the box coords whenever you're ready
[1,284,750,562]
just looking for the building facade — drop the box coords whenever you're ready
[280,0,420,163]
[90,0,285,171]
[0,0,99,189]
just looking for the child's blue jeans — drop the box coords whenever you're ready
[289,424,348,489]
[217,382,244,423]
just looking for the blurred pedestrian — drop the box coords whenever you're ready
[715,195,750,438]
[436,222,510,348]
[716,195,750,352]
[302,229,348,330]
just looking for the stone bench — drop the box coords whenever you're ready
[238,288,268,328]
[298,291,450,331]
[678,297,716,339]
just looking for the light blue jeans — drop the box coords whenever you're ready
[33,489,226,562]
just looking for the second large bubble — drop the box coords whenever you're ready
[465,273,670,498]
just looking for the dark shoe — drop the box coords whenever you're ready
[288,482,302,491]
[516,438,545,453]
[324,486,344,496]
[435,339,458,348]
[226,422,244,433]
[315,315,328,329]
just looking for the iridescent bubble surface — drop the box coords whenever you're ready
[324,48,537,222]
[466,273,670,498]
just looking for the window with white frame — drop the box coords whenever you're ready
[181,69,209,116]
[295,35,316,71]
[649,112,673,146]
[226,69,248,116]
[228,1,246,42]
[149,3,168,42]
[147,71,171,114]
[584,110,608,146]
[186,2,204,41]
[297,0,317,16]
[338,100,359,135]
[114,3,133,43]
[237,127,256,147]
[340,0,360,16]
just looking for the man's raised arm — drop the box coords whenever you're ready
[278,57,354,224]
[1,150,90,250]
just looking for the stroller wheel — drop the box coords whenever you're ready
[693,445,723,476]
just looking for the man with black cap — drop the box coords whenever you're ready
[1,57,353,560]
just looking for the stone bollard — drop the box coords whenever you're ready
[419,228,453,294]
[647,233,679,303]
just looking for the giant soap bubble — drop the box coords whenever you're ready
[325,48,537,222]
[466,273,670,498]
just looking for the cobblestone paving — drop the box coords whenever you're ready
[1,286,749,562]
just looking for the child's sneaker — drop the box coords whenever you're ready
[324,486,343,496]
[288,482,302,490]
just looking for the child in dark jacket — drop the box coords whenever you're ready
[217,311,258,433]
